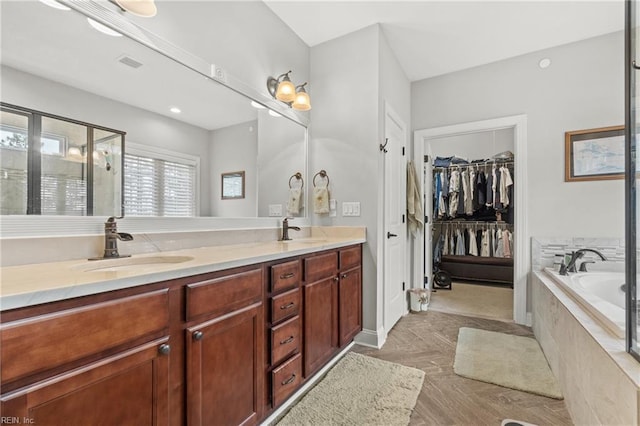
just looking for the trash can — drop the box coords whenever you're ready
[409,288,429,312]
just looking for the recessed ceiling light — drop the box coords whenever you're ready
[268,110,281,118]
[170,107,181,114]
[39,0,70,11]
[539,58,551,69]
[250,101,265,109]
[87,18,123,37]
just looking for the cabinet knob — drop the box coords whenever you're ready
[193,331,204,341]
[158,344,171,355]
[341,273,348,279]
[333,276,339,282]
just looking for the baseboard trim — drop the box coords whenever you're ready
[260,342,355,426]
[353,327,385,349]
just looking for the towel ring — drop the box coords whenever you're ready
[289,172,304,189]
[313,170,330,187]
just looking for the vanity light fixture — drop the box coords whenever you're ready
[113,0,157,17]
[39,0,70,11]
[291,83,311,111]
[87,18,123,37]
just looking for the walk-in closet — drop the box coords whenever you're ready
[424,127,515,321]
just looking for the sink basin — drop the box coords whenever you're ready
[279,238,327,245]
[74,255,194,272]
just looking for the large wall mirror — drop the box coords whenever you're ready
[0,1,307,219]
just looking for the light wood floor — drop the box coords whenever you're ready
[353,311,572,426]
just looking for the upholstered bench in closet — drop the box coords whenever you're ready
[439,255,513,286]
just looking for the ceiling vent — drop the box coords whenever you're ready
[117,55,143,69]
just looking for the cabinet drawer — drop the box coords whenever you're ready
[1,289,169,384]
[339,245,361,270]
[270,316,301,366]
[271,260,300,293]
[271,353,302,408]
[304,252,338,283]
[270,288,301,325]
[186,268,262,321]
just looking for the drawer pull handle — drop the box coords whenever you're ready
[158,344,171,356]
[280,302,295,310]
[193,331,204,341]
[282,374,296,385]
[341,273,348,279]
[280,336,294,345]
[280,272,295,279]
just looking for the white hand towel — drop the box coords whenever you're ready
[313,187,330,214]
[287,188,301,215]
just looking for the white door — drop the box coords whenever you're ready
[423,153,433,289]
[383,104,407,334]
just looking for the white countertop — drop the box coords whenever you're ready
[0,235,365,311]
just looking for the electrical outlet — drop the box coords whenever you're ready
[269,204,282,217]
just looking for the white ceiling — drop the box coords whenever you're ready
[264,0,625,81]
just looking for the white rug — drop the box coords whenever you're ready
[454,327,563,399]
[276,352,425,426]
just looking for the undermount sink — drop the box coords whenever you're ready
[74,255,194,272]
[279,238,327,244]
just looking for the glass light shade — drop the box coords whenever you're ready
[275,80,296,103]
[87,18,123,37]
[114,0,157,17]
[292,91,311,111]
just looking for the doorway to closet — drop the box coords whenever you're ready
[413,115,529,325]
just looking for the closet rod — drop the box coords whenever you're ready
[433,159,514,171]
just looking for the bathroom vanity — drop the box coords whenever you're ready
[0,239,363,425]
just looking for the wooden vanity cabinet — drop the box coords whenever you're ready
[0,243,362,426]
[0,288,172,426]
[184,267,264,426]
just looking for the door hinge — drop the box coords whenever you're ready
[402,214,405,223]
[424,155,429,163]
[402,282,406,291]
[402,146,405,156]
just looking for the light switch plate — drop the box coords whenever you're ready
[269,204,283,217]
[342,202,361,217]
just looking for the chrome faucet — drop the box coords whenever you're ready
[281,217,300,241]
[90,216,133,260]
[559,248,607,275]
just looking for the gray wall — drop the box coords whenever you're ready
[210,120,258,217]
[427,128,514,161]
[310,24,411,340]
[412,31,625,239]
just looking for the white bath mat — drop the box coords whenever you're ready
[454,327,563,399]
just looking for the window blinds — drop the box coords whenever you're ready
[124,153,196,217]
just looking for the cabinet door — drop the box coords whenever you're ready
[186,303,264,426]
[303,276,338,377]
[1,338,170,426]
[339,267,362,346]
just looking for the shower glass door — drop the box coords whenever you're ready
[626,0,640,360]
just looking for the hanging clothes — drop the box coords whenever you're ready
[499,166,514,207]
[462,169,473,215]
[468,227,478,256]
[433,172,441,217]
[407,161,424,236]
[448,170,460,217]
[455,228,466,256]
[443,228,450,255]
[480,229,490,257]
[494,229,504,258]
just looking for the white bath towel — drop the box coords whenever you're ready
[313,187,330,214]
[287,188,302,215]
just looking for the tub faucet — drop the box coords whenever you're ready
[559,249,607,275]
[90,216,133,260]
[281,217,300,241]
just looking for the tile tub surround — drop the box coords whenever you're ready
[531,237,625,272]
[0,226,365,310]
[532,271,640,425]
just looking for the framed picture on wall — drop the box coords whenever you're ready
[565,125,625,182]
[221,171,245,199]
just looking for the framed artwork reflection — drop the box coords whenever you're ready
[221,171,245,199]
[565,125,625,182]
